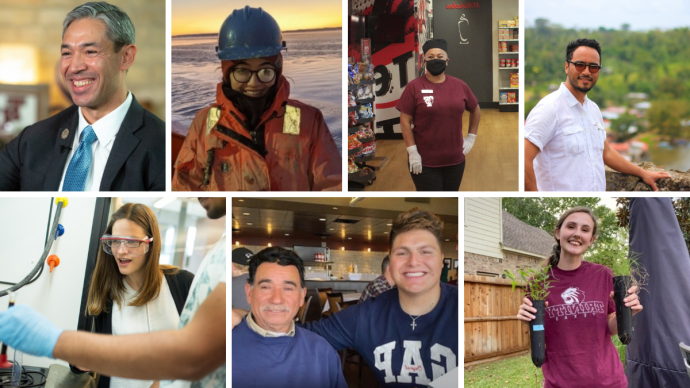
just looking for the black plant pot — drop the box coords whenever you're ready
[529,300,546,367]
[613,275,633,345]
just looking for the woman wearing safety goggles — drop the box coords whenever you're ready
[71,203,195,388]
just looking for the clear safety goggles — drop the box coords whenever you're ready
[100,235,153,255]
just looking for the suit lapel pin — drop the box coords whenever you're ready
[61,128,69,139]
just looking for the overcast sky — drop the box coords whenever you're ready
[525,0,690,31]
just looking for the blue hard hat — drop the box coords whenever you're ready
[216,6,286,60]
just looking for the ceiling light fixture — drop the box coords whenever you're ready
[153,197,176,209]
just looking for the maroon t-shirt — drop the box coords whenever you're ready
[395,75,478,167]
[536,262,626,388]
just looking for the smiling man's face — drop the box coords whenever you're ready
[565,46,600,93]
[389,229,443,298]
[61,18,128,119]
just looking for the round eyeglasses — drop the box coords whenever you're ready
[100,235,153,255]
[230,68,276,83]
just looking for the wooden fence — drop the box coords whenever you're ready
[464,274,530,364]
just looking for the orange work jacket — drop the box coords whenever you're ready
[172,77,342,191]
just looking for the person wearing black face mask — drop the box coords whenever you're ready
[172,6,341,191]
[396,39,481,191]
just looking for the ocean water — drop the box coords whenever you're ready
[171,30,342,153]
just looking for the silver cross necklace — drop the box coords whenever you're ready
[409,314,420,330]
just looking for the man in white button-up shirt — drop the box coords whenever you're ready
[525,38,669,191]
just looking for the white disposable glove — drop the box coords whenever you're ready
[463,133,476,155]
[407,145,422,175]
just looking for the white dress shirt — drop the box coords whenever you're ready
[58,91,133,191]
[525,82,607,191]
[111,276,180,388]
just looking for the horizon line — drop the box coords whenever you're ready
[172,26,342,38]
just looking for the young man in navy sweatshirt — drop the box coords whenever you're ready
[232,247,348,388]
[233,208,458,387]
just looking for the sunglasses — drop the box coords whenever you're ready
[230,68,276,83]
[567,61,601,74]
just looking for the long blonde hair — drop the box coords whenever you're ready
[86,203,178,315]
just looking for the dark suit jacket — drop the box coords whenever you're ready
[0,95,165,191]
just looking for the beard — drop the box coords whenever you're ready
[568,73,596,93]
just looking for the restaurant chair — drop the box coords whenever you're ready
[317,288,332,318]
[297,295,312,323]
[326,292,344,315]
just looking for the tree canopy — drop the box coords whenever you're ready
[502,197,619,250]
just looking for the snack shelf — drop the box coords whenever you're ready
[348,145,363,156]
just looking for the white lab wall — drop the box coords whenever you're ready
[0,197,97,368]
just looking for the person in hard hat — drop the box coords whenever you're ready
[172,6,341,191]
[71,203,194,388]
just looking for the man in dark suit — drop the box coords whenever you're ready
[0,2,165,191]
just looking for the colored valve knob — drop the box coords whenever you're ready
[47,255,60,273]
[55,224,64,240]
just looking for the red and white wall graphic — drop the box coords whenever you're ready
[349,0,433,138]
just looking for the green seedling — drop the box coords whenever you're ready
[588,228,648,291]
[503,266,555,301]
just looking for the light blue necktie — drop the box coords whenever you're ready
[63,125,97,191]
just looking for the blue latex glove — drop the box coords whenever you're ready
[0,304,63,358]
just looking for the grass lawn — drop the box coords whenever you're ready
[465,338,626,388]
[465,354,545,388]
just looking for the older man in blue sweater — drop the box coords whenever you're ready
[232,247,347,388]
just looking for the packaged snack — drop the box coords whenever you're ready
[348,158,360,173]
[348,93,357,107]
[510,73,519,88]
[348,111,358,126]
[507,92,516,103]
[363,85,373,99]
[348,134,362,150]
[360,141,376,157]
[358,104,374,119]
[498,20,507,27]
[499,92,508,104]
[356,86,366,99]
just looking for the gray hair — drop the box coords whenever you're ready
[63,2,135,53]
[381,255,390,274]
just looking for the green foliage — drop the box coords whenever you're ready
[525,21,690,120]
[503,266,555,301]
[646,100,690,140]
[587,228,648,292]
[610,113,644,142]
[502,197,619,251]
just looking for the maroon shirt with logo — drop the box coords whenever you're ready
[396,75,478,167]
[534,262,626,388]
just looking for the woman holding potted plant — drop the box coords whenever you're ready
[516,207,643,388]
